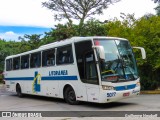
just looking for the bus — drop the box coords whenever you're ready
[4,36,146,105]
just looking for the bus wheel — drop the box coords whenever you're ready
[64,87,79,105]
[16,84,23,98]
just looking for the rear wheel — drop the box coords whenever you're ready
[16,84,23,98]
[64,87,79,105]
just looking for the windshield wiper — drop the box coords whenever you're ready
[119,55,136,80]
[116,55,126,81]
[124,65,136,80]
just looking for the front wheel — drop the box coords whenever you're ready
[64,87,79,105]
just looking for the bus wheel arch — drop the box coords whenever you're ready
[63,84,79,105]
[16,83,23,98]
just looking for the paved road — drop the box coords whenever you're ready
[0,84,160,119]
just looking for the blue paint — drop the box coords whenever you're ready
[49,70,68,76]
[5,76,78,81]
[107,92,116,97]
[42,76,78,80]
[5,77,34,80]
[114,84,136,91]
[34,71,40,92]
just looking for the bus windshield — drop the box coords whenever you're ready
[94,39,138,82]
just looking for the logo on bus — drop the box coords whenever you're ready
[49,70,68,76]
[32,71,41,93]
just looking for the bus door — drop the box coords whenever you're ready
[75,41,99,102]
[84,51,99,102]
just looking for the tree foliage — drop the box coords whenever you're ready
[155,3,160,16]
[0,40,21,71]
[42,0,120,34]
[18,34,42,51]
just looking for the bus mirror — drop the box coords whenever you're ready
[133,47,146,59]
[92,46,105,60]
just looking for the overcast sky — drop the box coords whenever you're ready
[0,0,158,40]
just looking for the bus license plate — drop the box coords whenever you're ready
[123,92,130,97]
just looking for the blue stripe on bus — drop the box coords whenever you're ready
[42,76,78,80]
[4,76,78,81]
[114,84,136,91]
[5,77,34,80]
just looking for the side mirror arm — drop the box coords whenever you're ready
[133,47,146,59]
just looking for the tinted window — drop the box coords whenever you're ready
[13,57,20,70]
[75,41,99,85]
[6,59,12,71]
[56,45,73,65]
[21,55,29,69]
[42,49,55,67]
[30,52,41,68]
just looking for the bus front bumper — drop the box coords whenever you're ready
[99,87,140,103]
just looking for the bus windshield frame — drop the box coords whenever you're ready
[94,39,138,82]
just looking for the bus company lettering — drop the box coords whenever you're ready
[49,70,68,76]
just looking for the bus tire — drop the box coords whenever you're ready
[16,84,23,98]
[64,86,79,105]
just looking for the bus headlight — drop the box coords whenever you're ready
[102,85,114,90]
[136,82,140,87]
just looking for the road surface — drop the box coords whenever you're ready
[0,84,160,120]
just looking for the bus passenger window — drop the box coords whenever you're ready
[6,59,12,71]
[42,49,55,67]
[13,57,20,70]
[56,45,73,65]
[21,55,29,69]
[30,52,41,68]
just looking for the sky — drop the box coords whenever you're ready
[0,0,158,41]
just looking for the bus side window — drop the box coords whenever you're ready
[13,57,20,70]
[30,52,41,68]
[42,48,55,67]
[6,59,12,71]
[56,45,73,65]
[21,55,29,69]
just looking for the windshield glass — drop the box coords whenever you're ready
[94,39,138,82]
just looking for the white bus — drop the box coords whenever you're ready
[4,37,146,104]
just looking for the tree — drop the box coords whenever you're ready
[155,3,160,16]
[0,40,21,71]
[42,0,120,33]
[19,34,42,51]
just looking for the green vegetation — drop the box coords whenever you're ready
[42,0,120,35]
[0,9,160,90]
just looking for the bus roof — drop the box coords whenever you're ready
[5,36,127,59]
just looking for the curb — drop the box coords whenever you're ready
[140,90,160,94]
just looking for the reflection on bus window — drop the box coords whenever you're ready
[13,57,20,70]
[30,52,41,68]
[21,55,29,69]
[42,49,55,67]
[6,59,12,71]
[56,45,73,65]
